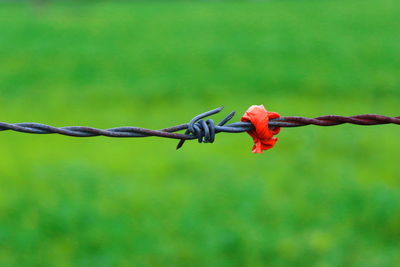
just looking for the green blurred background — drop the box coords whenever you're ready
[1,0,400,266]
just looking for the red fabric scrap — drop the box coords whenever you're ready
[240,105,281,153]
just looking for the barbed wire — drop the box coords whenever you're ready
[1,107,399,149]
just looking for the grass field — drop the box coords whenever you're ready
[0,0,400,266]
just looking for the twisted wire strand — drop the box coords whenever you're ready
[271,114,400,127]
[1,108,399,148]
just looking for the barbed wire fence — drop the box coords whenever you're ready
[1,107,399,149]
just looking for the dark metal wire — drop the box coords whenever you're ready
[1,107,399,149]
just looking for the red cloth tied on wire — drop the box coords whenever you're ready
[241,105,281,153]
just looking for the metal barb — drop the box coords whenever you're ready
[1,110,399,149]
[176,107,236,150]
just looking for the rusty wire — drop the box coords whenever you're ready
[0,107,399,149]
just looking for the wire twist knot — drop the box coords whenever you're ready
[176,107,236,149]
[188,119,216,144]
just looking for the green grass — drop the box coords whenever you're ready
[0,0,400,266]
